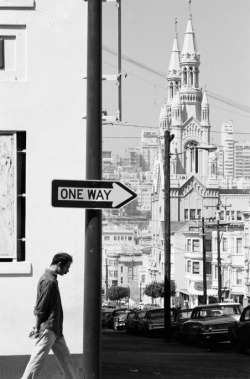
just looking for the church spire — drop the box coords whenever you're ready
[167,18,181,78]
[180,11,200,64]
[201,88,210,126]
[167,19,181,103]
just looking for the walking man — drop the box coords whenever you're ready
[21,252,78,379]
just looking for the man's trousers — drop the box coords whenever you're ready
[21,329,78,379]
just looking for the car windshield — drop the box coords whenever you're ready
[196,305,241,318]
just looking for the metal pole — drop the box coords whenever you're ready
[106,258,109,300]
[217,219,222,302]
[83,0,102,377]
[202,217,207,304]
[164,130,174,342]
[117,0,122,121]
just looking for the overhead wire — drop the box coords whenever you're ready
[103,45,250,116]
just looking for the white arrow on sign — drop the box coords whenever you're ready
[52,180,137,209]
[58,183,133,207]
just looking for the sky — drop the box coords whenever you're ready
[102,0,250,155]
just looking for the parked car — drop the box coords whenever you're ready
[124,310,138,333]
[125,310,147,334]
[228,304,250,353]
[113,309,131,330]
[171,308,193,341]
[135,308,177,336]
[137,308,164,336]
[180,303,242,347]
[107,308,128,329]
[102,310,113,328]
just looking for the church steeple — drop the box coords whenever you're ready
[167,19,181,102]
[180,13,200,88]
[179,3,202,122]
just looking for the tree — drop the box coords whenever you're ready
[144,281,176,301]
[144,282,164,301]
[108,286,129,302]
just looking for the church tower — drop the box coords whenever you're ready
[160,5,214,177]
[179,13,202,122]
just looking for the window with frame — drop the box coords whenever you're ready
[193,262,199,274]
[222,238,227,251]
[187,260,191,272]
[206,262,211,275]
[236,238,242,254]
[187,239,191,251]
[193,239,200,252]
[205,239,211,252]
[184,209,188,220]
[237,211,242,221]
[235,269,242,285]
[190,209,196,220]
[0,132,26,262]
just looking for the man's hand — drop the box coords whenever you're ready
[29,327,40,339]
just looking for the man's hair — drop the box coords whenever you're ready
[51,252,73,266]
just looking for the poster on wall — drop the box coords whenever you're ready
[0,134,15,259]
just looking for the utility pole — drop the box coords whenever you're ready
[117,0,122,121]
[164,130,174,342]
[84,0,102,378]
[206,200,231,303]
[216,204,222,303]
[202,217,207,304]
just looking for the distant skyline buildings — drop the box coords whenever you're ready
[104,119,250,183]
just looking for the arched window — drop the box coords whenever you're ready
[190,67,193,86]
[183,68,187,85]
[170,82,173,98]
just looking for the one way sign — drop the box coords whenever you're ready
[52,179,137,209]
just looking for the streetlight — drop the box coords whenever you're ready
[164,131,216,342]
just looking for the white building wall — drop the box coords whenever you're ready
[0,0,87,355]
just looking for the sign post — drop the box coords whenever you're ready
[85,0,102,377]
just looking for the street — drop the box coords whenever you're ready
[102,329,250,378]
[0,328,250,378]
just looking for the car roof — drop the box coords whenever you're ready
[193,303,241,309]
[146,308,164,313]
